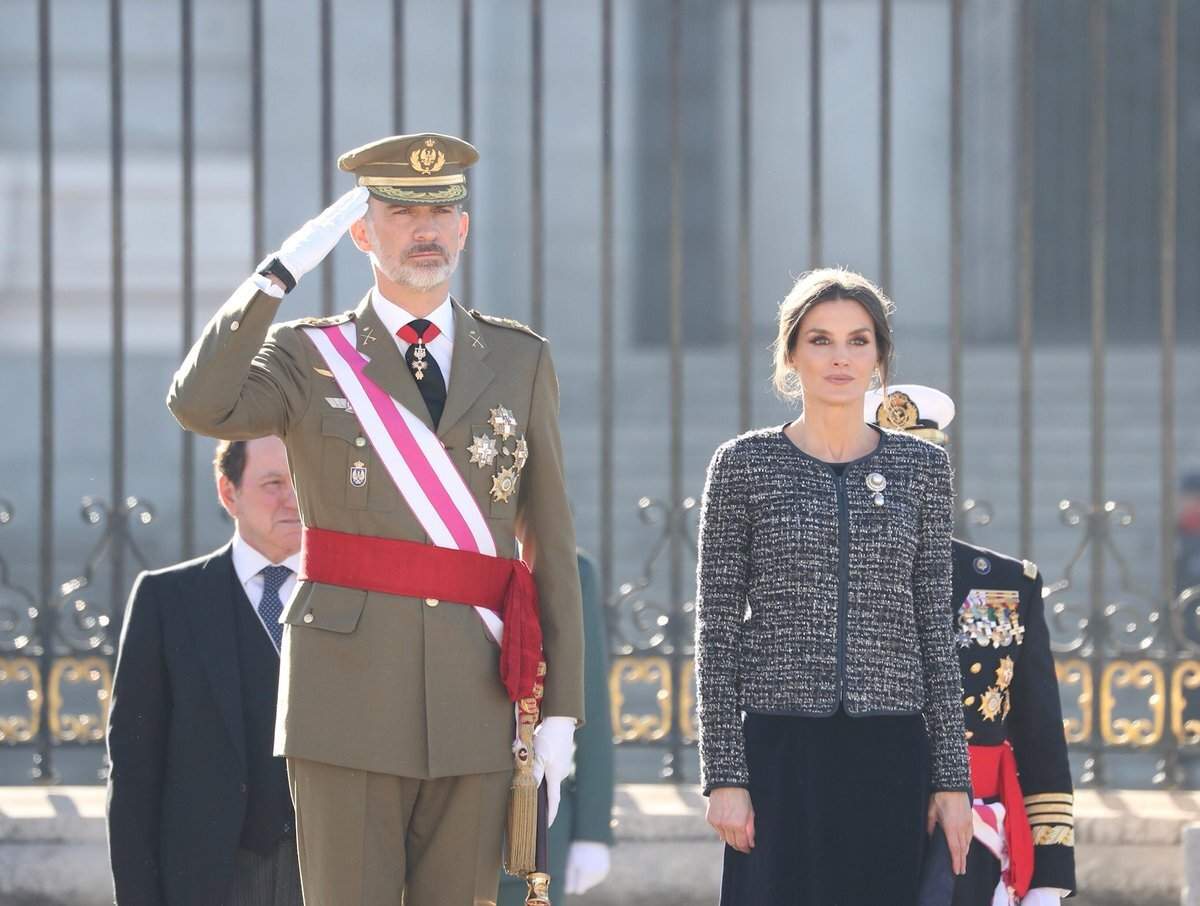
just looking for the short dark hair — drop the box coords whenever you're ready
[213,440,248,488]
[773,267,896,400]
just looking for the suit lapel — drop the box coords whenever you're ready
[437,300,495,438]
[181,544,247,769]
[353,293,438,434]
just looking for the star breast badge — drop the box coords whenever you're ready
[468,434,499,469]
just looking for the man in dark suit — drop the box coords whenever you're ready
[106,435,303,906]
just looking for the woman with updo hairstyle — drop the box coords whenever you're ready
[695,267,973,903]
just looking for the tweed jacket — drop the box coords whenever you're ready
[694,424,970,794]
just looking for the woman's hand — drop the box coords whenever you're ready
[928,791,973,874]
[706,787,756,854]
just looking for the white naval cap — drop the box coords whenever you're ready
[864,384,956,444]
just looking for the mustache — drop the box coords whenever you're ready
[405,243,447,258]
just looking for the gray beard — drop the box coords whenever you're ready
[392,261,454,290]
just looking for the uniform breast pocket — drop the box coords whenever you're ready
[319,415,371,510]
[462,423,524,519]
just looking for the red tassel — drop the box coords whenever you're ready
[500,562,542,701]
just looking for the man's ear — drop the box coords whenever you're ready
[216,475,239,520]
[349,216,371,253]
[458,210,470,250]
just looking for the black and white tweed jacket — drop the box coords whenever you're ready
[694,425,970,794]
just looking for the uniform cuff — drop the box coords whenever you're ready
[250,272,287,299]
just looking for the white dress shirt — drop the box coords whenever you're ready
[230,531,301,644]
[371,288,455,388]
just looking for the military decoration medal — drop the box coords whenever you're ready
[492,467,519,503]
[411,338,430,381]
[995,656,1015,690]
[956,589,1025,649]
[978,686,1005,722]
[468,434,500,469]
[513,437,529,472]
[350,460,368,488]
[477,406,529,503]
[489,406,519,440]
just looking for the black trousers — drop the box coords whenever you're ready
[720,709,930,906]
[224,837,303,906]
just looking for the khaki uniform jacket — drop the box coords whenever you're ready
[167,280,584,778]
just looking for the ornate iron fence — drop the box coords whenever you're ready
[1,0,1195,786]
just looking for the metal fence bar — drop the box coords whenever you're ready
[879,0,891,290]
[599,0,614,607]
[460,0,473,303]
[319,0,334,317]
[35,0,56,784]
[948,0,963,489]
[180,0,195,559]
[737,0,752,433]
[1160,0,1178,609]
[666,0,684,781]
[530,0,544,332]
[250,0,264,260]
[1017,0,1034,559]
[809,0,822,266]
[1086,0,1108,786]
[109,0,128,639]
[1157,0,1179,786]
[392,0,404,132]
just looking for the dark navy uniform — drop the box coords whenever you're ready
[951,539,1077,903]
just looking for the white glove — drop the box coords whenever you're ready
[1021,889,1066,906]
[531,715,576,828]
[262,186,369,289]
[564,841,611,895]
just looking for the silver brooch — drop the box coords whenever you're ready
[866,472,887,506]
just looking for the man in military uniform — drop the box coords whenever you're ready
[168,133,584,906]
[868,385,1077,906]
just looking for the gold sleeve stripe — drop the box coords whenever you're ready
[1032,826,1075,847]
[1028,814,1075,827]
[1026,806,1075,817]
[1023,793,1074,806]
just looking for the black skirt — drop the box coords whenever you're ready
[720,708,930,906]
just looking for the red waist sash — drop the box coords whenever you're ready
[299,526,542,702]
[969,741,1033,897]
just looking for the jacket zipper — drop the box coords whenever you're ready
[834,469,850,707]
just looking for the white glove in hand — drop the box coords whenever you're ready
[263,186,369,289]
[1021,889,1065,906]
[531,716,576,828]
[564,841,611,895]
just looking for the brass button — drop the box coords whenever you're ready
[355,437,367,448]
[425,597,439,608]
[230,319,240,331]
[303,613,314,624]
[970,663,982,674]
[963,696,976,706]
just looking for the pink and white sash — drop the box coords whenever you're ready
[302,322,504,641]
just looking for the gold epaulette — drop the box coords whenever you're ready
[294,311,355,328]
[469,310,545,340]
[1022,559,1039,580]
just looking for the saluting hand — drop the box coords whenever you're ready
[928,790,973,875]
[706,787,755,854]
[260,186,370,291]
